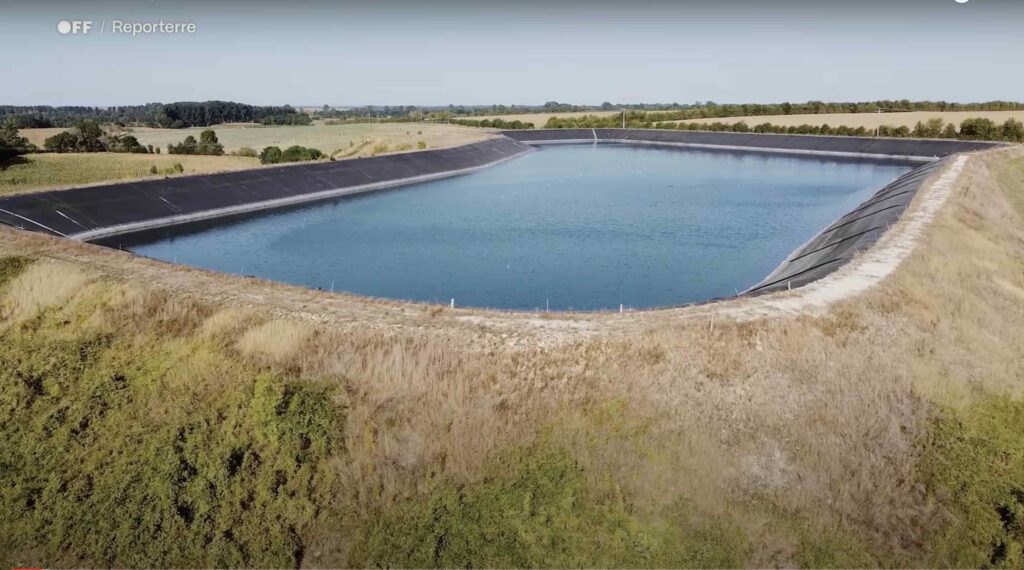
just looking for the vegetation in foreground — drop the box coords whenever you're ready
[1,149,1023,567]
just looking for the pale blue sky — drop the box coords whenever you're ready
[2,0,1022,107]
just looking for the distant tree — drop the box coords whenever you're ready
[912,121,928,138]
[43,131,79,153]
[0,120,33,160]
[925,117,945,138]
[259,146,283,164]
[959,118,1000,140]
[1001,118,1024,142]
[197,129,224,155]
[168,132,222,155]
[76,120,105,148]
[941,123,958,138]
[0,121,33,160]
[107,134,149,153]
[259,145,323,164]
[42,120,106,153]
[280,145,323,162]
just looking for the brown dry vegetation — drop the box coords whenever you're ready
[1,147,1023,567]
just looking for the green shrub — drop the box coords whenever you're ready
[354,445,749,568]
[0,312,345,567]
[168,130,224,156]
[920,399,1024,568]
[259,145,322,164]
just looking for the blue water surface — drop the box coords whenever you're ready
[115,144,913,310]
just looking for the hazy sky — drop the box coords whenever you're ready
[2,0,1022,107]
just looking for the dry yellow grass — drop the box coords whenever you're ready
[0,152,259,196]
[1,147,1022,566]
[17,127,66,148]
[0,260,96,322]
[678,110,1024,130]
[236,318,314,365]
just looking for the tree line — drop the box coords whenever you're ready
[0,121,33,161]
[41,120,152,153]
[258,145,323,164]
[0,101,310,129]
[460,100,1024,122]
[167,130,225,155]
[449,118,534,130]
[538,113,1024,142]
[644,117,1024,142]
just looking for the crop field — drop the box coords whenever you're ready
[19,123,492,157]
[457,110,1024,131]
[17,127,66,148]
[677,110,1024,130]
[460,110,621,126]
[1,146,1023,567]
[0,153,259,196]
[4,123,496,195]
[124,122,493,156]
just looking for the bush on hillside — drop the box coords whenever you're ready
[258,145,323,164]
[168,129,224,155]
[43,120,106,153]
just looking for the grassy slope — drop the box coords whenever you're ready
[0,153,259,196]
[0,150,1023,567]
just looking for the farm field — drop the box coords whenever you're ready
[18,123,494,158]
[677,110,1024,129]
[460,110,621,126]
[0,153,259,196]
[458,110,1024,131]
[18,127,67,148]
[5,123,497,195]
[126,122,492,156]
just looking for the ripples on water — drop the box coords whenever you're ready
[114,144,914,310]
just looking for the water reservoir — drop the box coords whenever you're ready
[106,144,915,310]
